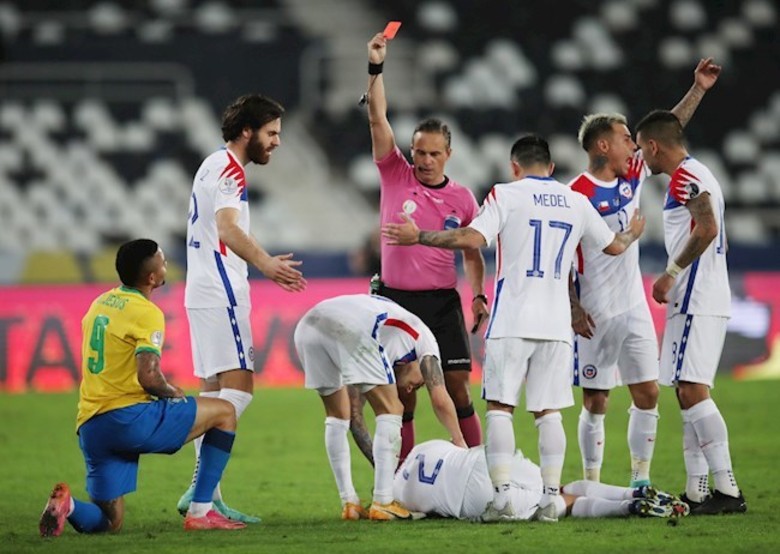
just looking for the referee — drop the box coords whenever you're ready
[364,31,488,461]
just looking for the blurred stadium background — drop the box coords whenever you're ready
[1,0,779,391]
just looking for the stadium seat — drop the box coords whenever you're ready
[20,251,83,284]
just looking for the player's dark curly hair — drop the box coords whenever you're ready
[221,94,285,142]
[115,239,159,287]
[510,134,551,167]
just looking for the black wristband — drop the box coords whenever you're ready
[368,62,384,75]
[473,294,488,304]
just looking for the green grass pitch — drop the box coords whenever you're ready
[2,378,779,553]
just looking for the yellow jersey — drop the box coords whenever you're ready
[76,286,166,430]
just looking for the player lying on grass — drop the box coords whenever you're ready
[393,440,689,522]
[294,294,467,520]
[40,239,245,537]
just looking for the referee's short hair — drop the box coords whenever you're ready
[116,239,159,287]
[412,118,452,149]
[510,135,551,167]
[221,94,285,142]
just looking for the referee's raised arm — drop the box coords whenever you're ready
[366,32,395,161]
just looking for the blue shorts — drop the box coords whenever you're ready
[78,397,197,502]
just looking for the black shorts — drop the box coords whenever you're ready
[377,284,472,372]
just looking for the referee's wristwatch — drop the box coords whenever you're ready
[473,294,488,304]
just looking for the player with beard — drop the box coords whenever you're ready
[177,94,307,523]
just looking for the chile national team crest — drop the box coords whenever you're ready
[582,364,598,379]
[619,182,633,199]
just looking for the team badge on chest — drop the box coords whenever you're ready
[619,182,633,199]
[443,214,461,230]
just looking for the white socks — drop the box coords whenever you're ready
[571,497,632,518]
[578,408,605,481]
[324,417,359,505]
[536,412,565,507]
[627,404,659,484]
[485,410,515,510]
[373,414,402,505]
[682,416,710,502]
[563,480,633,501]
[684,399,740,498]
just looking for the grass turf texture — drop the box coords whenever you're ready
[1,378,778,553]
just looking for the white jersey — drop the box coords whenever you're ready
[469,176,615,343]
[394,440,486,518]
[662,157,730,317]
[569,153,650,320]
[185,148,251,309]
[299,294,440,366]
[393,440,543,519]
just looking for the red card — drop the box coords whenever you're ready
[383,21,402,39]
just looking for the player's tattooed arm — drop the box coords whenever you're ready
[674,192,718,267]
[420,356,467,447]
[420,355,445,390]
[603,210,645,255]
[347,385,374,466]
[136,351,183,399]
[671,58,721,128]
[419,228,485,250]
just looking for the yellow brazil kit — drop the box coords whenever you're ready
[76,286,165,430]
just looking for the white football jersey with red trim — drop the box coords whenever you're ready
[303,294,440,365]
[662,157,730,317]
[469,176,615,343]
[185,148,251,308]
[568,152,650,320]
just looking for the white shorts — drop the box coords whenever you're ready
[460,453,543,520]
[482,338,574,412]
[187,306,254,379]
[574,303,659,390]
[294,317,394,396]
[660,314,728,388]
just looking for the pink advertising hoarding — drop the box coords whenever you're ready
[0,275,777,392]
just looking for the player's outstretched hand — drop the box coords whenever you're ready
[382,213,419,245]
[261,253,307,292]
[368,33,387,64]
[694,57,721,91]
